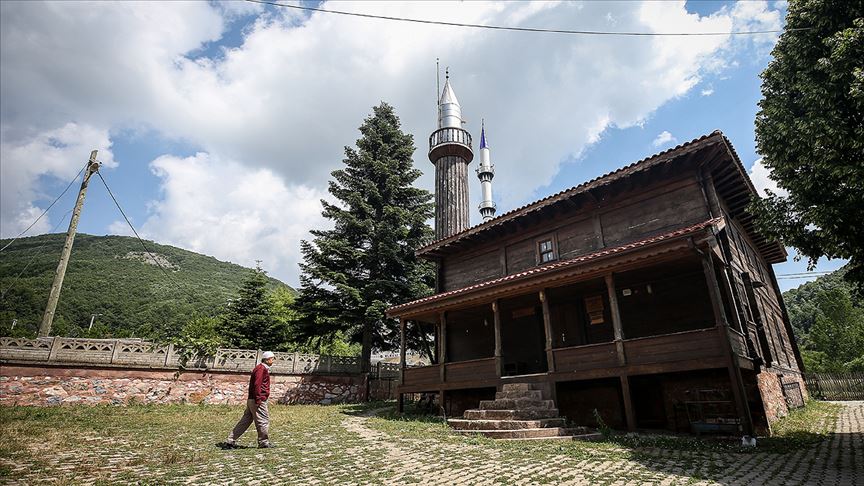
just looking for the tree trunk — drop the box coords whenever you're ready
[361,323,373,373]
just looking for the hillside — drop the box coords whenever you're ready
[782,266,863,372]
[0,233,293,339]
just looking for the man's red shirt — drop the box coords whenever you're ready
[248,363,270,404]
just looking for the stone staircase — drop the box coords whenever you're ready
[447,383,601,441]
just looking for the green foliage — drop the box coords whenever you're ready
[0,234,292,339]
[171,316,226,367]
[783,266,864,371]
[752,0,864,286]
[219,263,287,350]
[295,103,436,369]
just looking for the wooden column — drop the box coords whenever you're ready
[397,318,406,413]
[539,290,555,372]
[620,375,637,431]
[702,253,755,437]
[439,312,447,384]
[605,274,627,366]
[492,300,502,378]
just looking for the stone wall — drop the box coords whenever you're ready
[756,367,808,426]
[0,364,367,407]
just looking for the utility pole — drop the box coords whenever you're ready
[38,150,100,337]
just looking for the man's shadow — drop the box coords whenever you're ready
[215,442,251,450]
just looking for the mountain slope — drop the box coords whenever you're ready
[0,233,292,338]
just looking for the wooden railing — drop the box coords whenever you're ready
[553,342,618,372]
[0,336,363,375]
[401,364,441,388]
[623,328,722,365]
[445,357,497,383]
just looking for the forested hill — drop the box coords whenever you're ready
[783,266,863,372]
[0,233,293,339]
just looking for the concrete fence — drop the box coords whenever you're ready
[0,336,400,378]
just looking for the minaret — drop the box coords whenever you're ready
[477,120,496,221]
[430,71,474,240]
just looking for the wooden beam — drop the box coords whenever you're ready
[398,318,406,413]
[620,375,637,431]
[605,273,627,366]
[439,312,447,384]
[702,253,754,437]
[493,300,502,378]
[540,289,555,373]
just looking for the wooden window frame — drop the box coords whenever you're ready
[535,234,558,265]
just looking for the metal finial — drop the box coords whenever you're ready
[445,67,449,79]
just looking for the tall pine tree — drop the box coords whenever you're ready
[296,103,435,370]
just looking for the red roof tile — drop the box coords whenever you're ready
[388,217,722,316]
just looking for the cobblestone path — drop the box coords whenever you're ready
[1,402,861,485]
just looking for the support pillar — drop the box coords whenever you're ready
[492,300,502,377]
[539,290,555,372]
[439,312,447,384]
[703,252,754,437]
[620,374,637,432]
[605,274,627,366]
[397,318,406,413]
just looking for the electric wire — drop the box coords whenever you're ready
[246,0,809,37]
[0,163,87,253]
[96,171,199,303]
[0,209,73,300]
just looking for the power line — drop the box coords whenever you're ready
[247,0,807,36]
[0,209,73,300]
[0,163,87,253]
[96,171,199,303]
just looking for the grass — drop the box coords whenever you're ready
[0,399,845,484]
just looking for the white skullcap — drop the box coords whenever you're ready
[262,351,275,360]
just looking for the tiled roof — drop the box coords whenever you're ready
[388,217,722,316]
[417,131,725,256]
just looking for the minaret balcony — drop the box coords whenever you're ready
[429,127,474,163]
[478,200,497,211]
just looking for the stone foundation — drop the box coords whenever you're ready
[0,364,367,407]
[756,367,808,425]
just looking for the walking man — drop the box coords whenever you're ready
[224,351,275,448]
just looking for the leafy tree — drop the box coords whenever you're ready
[220,264,290,350]
[295,103,435,371]
[752,0,864,286]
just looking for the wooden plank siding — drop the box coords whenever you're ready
[445,358,497,383]
[438,174,710,292]
[402,365,441,388]
[553,342,618,372]
[624,328,723,366]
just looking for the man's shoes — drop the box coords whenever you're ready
[219,441,239,449]
[258,443,275,449]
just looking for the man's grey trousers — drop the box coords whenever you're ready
[227,399,270,446]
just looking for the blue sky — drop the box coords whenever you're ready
[0,0,845,290]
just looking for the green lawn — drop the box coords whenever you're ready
[0,400,843,485]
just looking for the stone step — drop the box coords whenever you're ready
[500,383,540,392]
[479,398,555,410]
[495,389,543,400]
[500,432,604,442]
[447,418,566,431]
[454,427,570,439]
[463,409,560,420]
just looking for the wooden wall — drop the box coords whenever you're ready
[439,173,710,292]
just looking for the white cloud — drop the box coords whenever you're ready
[749,158,788,197]
[652,131,677,147]
[1,1,785,283]
[0,123,115,238]
[701,88,715,96]
[138,153,327,284]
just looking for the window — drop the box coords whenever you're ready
[538,239,556,263]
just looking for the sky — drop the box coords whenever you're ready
[0,0,847,291]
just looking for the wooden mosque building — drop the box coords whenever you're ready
[387,78,806,437]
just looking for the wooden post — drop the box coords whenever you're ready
[539,290,555,372]
[493,300,502,377]
[39,151,101,337]
[702,253,754,437]
[439,312,447,384]
[397,318,406,413]
[620,375,637,431]
[605,274,627,366]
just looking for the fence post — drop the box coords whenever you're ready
[292,352,298,373]
[110,339,122,364]
[47,337,62,361]
[164,344,174,368]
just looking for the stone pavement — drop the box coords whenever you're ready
[1,401,861,485]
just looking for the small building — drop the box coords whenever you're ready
[387,78,806,437]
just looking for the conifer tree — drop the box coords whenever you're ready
[296,103,435,370]
[221,263,286,350]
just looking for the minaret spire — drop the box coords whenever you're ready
[429,70,473,240]
[477,119,496,221]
